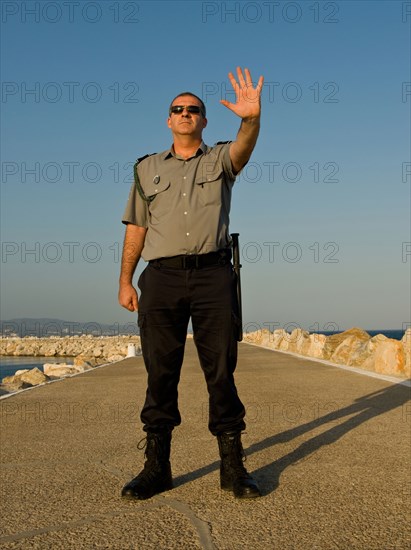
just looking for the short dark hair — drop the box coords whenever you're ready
[169,92,206,117]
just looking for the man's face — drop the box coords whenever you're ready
[167,95,207,139]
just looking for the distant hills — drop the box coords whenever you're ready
[0,318,139,337]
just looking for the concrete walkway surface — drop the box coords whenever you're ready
[0,340,410,549]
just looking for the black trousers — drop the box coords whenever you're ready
[137,262,246,436]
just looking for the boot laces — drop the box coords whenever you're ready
[137,436,154,462]
[221,435,250,477]
[134,436,166,485]
[230,448,249,478]
[137,434,169,464]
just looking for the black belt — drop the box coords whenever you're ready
[149,249,232,269]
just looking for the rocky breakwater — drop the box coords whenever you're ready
[1,335,141,392]
[243,327,411,379]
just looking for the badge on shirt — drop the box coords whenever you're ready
[153,175,160,185]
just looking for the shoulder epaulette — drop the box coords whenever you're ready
[133,153,157,203]
[214,140,231,145]
[136,152,156,164]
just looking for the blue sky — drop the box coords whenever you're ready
[1,0,410,333]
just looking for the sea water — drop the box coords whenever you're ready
[0,356,67,379]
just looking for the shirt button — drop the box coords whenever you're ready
[182,192,186,197]
[186,232,190,236]
[183,176,186,180]
[184,211,187,215]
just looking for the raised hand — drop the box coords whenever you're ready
[220,67,264,120]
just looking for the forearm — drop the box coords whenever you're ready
[119,224,147,286]
[230,116,261,173]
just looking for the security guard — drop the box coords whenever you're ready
[119,67,264,500]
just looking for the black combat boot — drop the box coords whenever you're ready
[217,431,261,499]
[121,430,173,499]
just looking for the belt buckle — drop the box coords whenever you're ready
[182,254,192,269]
[182,255,196,269]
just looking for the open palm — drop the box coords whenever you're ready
[220,67,264,119]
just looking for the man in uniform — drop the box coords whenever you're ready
[119,67,264,499]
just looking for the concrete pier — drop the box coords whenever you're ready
[1,341,410,549]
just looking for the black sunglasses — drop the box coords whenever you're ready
[169,105,204,116]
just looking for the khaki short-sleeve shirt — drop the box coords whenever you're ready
[122,141,237,261]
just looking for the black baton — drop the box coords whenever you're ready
[231,233,243,342]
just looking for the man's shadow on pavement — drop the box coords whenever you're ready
[173,380,411,496]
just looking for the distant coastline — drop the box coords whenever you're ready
[0,318,406,340]
[0,318,139,338]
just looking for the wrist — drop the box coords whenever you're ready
[241,115,260,124]
[119,279,133,287]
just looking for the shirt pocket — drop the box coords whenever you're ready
[147,181,171,219]
[195,168,223,207]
